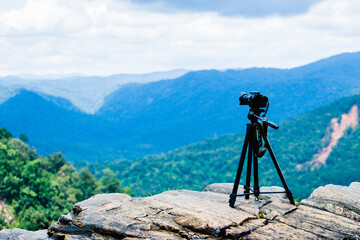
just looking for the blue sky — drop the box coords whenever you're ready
[131,0,323,17]
[0,0,359,76]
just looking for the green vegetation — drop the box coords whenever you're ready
[19,133,29,142]
[89,94,360,199]
[0,127,133,231]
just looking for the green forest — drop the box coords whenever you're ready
[0,128,133,231]
[1,93,360,232]
[88,94,360,199]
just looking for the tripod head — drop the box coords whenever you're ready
[247,107,279,129]
[240,91,278,128]
[248,108,265,123]
[239,91,272,125]
[248,107,279,158]
[240,92,279,157]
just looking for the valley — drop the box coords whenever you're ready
[0,52,359,163]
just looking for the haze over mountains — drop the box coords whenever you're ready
[0,52,359,163]
[0,69,188,114]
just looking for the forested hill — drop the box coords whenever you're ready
[0,52,360,162]
[96,51,360,131]
[89,94,360,199]
[0,127,133,231]
[0,90,118,161]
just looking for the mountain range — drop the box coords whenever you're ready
[0,52,359,163]
[88,93,360,199]
[0,69,188,114]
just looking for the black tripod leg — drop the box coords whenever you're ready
[262,136,295,204]
[229,125,250,207]
[253,134,260,199]
[244,125,254,199]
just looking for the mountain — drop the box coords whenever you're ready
[95,51,360,160]
[0,52,360,162]
[0,90,178,162]
[88,94,360,199]
[0,69,189,114]
[97,51,360,139]
[0,90,99,160]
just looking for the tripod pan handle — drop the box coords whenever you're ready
[267,121,279,129]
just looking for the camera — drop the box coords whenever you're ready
[239,91,268,108]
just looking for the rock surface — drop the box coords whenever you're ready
[0,228,48,240]
[1,182,360,239]
[301,182,360,221]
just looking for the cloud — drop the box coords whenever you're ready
[0,0,359,76]
[130,0,324,17]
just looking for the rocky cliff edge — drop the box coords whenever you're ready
[1,182,360,239]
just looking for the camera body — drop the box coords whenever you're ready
[239,91,268,108]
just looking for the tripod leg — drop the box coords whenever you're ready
[253,132,260,199]
[229,125,250,207]
[244,125,254,199]
[262,135,295,204]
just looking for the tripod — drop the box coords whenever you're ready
[229,108,295,207]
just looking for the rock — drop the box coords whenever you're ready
[2,182,360,239]
[260,201,297,220]
[301,182,360,221]
[47,183,360,239]
[272,205,360,239]
[49,191,257,239]
[0,228,48,240]
[225,219,267,238]
[203,183,288,200]
[203,183,234,195]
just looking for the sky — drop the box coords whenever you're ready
[0,0,359,77]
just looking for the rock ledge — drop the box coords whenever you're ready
[1,182,360,239]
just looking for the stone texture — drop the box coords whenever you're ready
[274,205,360,239]
[49,190,257,239]
[301,182,360,221]
[1,182,360,239]
[243,222,322,240]
[0,228,48,240]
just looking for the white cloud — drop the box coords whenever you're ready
[0,0,359,76]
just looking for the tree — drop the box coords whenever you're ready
[0,127,12,140]
[96,169,122,193]
[0,129,133,231]
[76,168,97,199]
[19,133,29,142]
[41,153,66,173]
